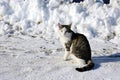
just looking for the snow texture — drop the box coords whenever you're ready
[0,0,119,40]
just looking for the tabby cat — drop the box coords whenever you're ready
[58,23,94,72]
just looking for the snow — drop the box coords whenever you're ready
[0,0,120,80]
[0,36,120,80]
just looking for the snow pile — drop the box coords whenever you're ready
[0,0,120,40]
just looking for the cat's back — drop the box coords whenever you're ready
[72,33,88,42]
[72,33,91,50]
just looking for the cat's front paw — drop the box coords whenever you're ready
[63,57,67,61]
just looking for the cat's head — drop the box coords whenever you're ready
[58,23,72,35]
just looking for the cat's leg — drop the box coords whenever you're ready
[63,50,70,61]
[63,42,71,61]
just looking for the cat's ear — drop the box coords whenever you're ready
[58,23,63,29]
[68,23,72,29]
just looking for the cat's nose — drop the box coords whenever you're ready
[64,31,67,35]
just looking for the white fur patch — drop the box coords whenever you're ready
[59,27,72,47]
[70,54,86,67]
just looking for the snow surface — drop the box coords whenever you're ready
[0,0,120,80]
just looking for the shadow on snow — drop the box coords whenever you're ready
[93,53,120,70]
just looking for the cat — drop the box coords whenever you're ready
[58,23,94,72]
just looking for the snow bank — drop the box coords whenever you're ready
[0,0,120,40]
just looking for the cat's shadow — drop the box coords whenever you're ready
[93,53,120,70]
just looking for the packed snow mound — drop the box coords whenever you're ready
[0,0,120,40]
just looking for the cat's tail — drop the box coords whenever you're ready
[75,60,94,72]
